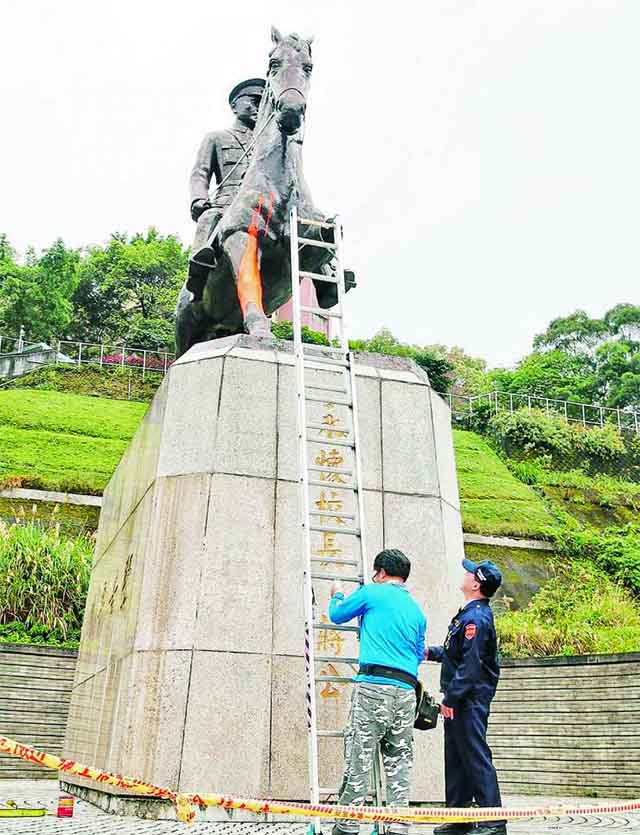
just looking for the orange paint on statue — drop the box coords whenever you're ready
[237,196,270,316]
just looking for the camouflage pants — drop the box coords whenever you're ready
[336,682,415,835]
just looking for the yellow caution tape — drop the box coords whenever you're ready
[0,809,47,817]
[1,735,640,826]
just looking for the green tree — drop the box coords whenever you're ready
[349,327,454,392]
[430,345,491,396]
[604,303,640,341]
[533,310,609,354]
[594,340,640,408]
[0,239,80,342]
[490,350,598,403]
[71,228,188,348]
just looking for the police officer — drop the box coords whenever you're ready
[426,558,506,835]
[187,78,266,298]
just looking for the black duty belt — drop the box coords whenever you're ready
[358,663,418,690]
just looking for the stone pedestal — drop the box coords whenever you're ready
[63,335,464,820]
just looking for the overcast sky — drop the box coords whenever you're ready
[1,0,638,367]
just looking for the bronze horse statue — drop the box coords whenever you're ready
[176,28,348,357]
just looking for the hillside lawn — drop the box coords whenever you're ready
[452,429,555,538]
[0,390,147,494]
[0,386,557,537]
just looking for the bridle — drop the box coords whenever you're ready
[209,74,307,199]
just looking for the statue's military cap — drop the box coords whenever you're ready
[229,78,266,105]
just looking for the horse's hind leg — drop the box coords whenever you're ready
[223,229,272,338]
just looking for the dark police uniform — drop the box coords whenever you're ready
[428,598,501,811]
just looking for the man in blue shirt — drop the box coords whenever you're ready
[426,558,506,835]
[328,548,426,835]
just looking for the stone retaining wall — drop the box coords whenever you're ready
[2,646,638,798]
[0,644,77,779]
[489,652,640,798]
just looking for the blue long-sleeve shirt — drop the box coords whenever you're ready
[329,583,426,690]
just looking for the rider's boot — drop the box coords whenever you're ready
[187,246,216,301]
[244,303,272,338]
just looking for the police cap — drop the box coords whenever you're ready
[229,78,266,105]
[462,558,502,598]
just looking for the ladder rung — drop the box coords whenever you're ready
[299,237,336,250]
[303,358,349,370]
[306,421,351,433]
[310,557,359,566]
[317,730,345,738]
[301,305,342,318]
[309,510,356,520]
[307,435,354,448]
[303,345,345,354]
[308,479,358,490]
[314,623,359,633]
[308,465,353,476]
[298,217,335,230]
[315,656,359,664]
[300,270,339,284]
[318,787,342,795]
[305,393,352,406]
[311,572,362,582]
[305,383,348,394]
[310,524,360,536]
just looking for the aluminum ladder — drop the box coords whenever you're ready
[289,206,383,830]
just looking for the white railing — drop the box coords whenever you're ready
[444,390,640,435]
[3,331,639,433]
[0,332,174,379]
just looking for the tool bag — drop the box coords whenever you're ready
[414,680,440,731]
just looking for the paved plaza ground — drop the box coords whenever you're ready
[0,782,638,834]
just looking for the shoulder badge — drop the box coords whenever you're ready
[464,623,477,640]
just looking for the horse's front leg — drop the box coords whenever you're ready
[223,229,272,338]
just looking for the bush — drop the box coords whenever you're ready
[0,522,92,645]
[552,524,640,596]
[270,320,329,345]
[488,409,640,481]
[497,561,640,656]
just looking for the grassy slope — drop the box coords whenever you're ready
[0,383,557,537]
[0,390,147,494]
[453,430,555,538]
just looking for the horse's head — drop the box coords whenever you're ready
[267,27,313,136]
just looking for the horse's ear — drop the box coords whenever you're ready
[271,26,283,44]
[306,35,314,45]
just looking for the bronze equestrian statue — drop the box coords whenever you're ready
[175,27,350,357]
[187,77,266,302]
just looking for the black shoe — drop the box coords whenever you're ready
[473,822,507,835]
[432,824,473,834]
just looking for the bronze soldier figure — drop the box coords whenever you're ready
[187,78,266,299]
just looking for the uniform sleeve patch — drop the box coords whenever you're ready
[464,624,477,640]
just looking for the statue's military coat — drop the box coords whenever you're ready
[189,123,255,212]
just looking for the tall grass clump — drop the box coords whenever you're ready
[497,561,640,657]
[0,522,93,646]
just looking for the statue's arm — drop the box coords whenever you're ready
[189,132,217,213]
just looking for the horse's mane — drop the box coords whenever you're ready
[269,32,312,60]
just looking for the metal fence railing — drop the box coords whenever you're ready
[54,340,174,378]
[442,390,640,435]
[3,331,639,433]
[0,332,174,380]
